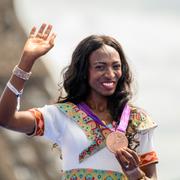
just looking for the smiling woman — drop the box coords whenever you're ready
[0,24,158,179]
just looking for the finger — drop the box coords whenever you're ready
[29,26,36,38]
[49,33,56,46]
[116,154,129,170]
[43,24,52,40]
[36,23,47,38]
[121,148,139,170]
[121,149,138,166]
[125,148,140,165]
[115,149,129,168]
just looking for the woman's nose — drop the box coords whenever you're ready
[105,68,115,78]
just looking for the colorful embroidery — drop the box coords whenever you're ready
[28,108,44,136]
[129,106,142,129]
[126,107,141,151]
[129,106,157,132]
[126,106,157,151]
[57,102,111,162]
[62,168,127,180]
[140,151,158,167]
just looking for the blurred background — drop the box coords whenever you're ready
[0,0,180,179]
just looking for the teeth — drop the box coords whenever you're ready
[102,82,113,87]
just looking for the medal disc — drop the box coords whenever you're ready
[106,131,128,153]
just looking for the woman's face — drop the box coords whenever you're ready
[88,45,122,98]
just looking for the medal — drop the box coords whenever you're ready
[77,103,131,154]
[106,104,130,153]
[106,131,128,153]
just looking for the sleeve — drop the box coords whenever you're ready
[27,104,67,143]
[134,108,159,167]
[137,128,159,167]
[131,107,158,166]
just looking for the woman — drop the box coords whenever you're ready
[0,24,158,179]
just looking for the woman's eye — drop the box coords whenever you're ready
[95,66,105,71]
[113,64,121,70]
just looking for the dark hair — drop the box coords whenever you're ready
[57,35,133,121]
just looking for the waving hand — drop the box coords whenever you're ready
[22,23,56,62]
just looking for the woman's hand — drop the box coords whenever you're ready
[21,23,56,63]
[116,148,146,179]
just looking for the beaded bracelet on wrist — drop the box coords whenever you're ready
[13,65,32,80]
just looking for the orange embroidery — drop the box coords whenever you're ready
[29,109,44,136]
[140,151,158,167]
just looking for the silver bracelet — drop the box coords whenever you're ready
[13,65,32,80]
[6,81,23,111]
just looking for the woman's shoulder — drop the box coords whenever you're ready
[40,102,76,111]
[128,104,157,132]
[55,101,76,107]
[36,102,73,116]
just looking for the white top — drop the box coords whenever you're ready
[37,104,157,172]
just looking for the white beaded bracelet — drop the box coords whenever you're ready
[6,81,23,111]
[13,65,32,80]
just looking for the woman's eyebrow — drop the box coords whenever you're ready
[93,60,121,65]
[93,61,106,65]
[113,61,121,64]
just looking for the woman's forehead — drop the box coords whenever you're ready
[89,45,120,62]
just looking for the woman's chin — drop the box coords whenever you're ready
[100,90,115,97]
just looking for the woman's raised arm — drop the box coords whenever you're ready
[0,23,56,134]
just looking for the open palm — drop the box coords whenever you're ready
[23,24,56,61]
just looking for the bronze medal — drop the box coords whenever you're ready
[106,131,128,153]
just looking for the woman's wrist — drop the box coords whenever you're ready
[13,65,32,81]
[18,52,36,72]
[126,167,147,180]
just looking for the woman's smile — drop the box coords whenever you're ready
[101,81,116,90]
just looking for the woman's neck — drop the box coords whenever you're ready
[85,93,108,112]
[85,93,113,125]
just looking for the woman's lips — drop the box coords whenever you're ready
[101,82,115,90]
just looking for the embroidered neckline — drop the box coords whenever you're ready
[77,102,114,127]
[56,102,112,162]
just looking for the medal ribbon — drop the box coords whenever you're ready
[77,103,130,133]
[116,104,130,132]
